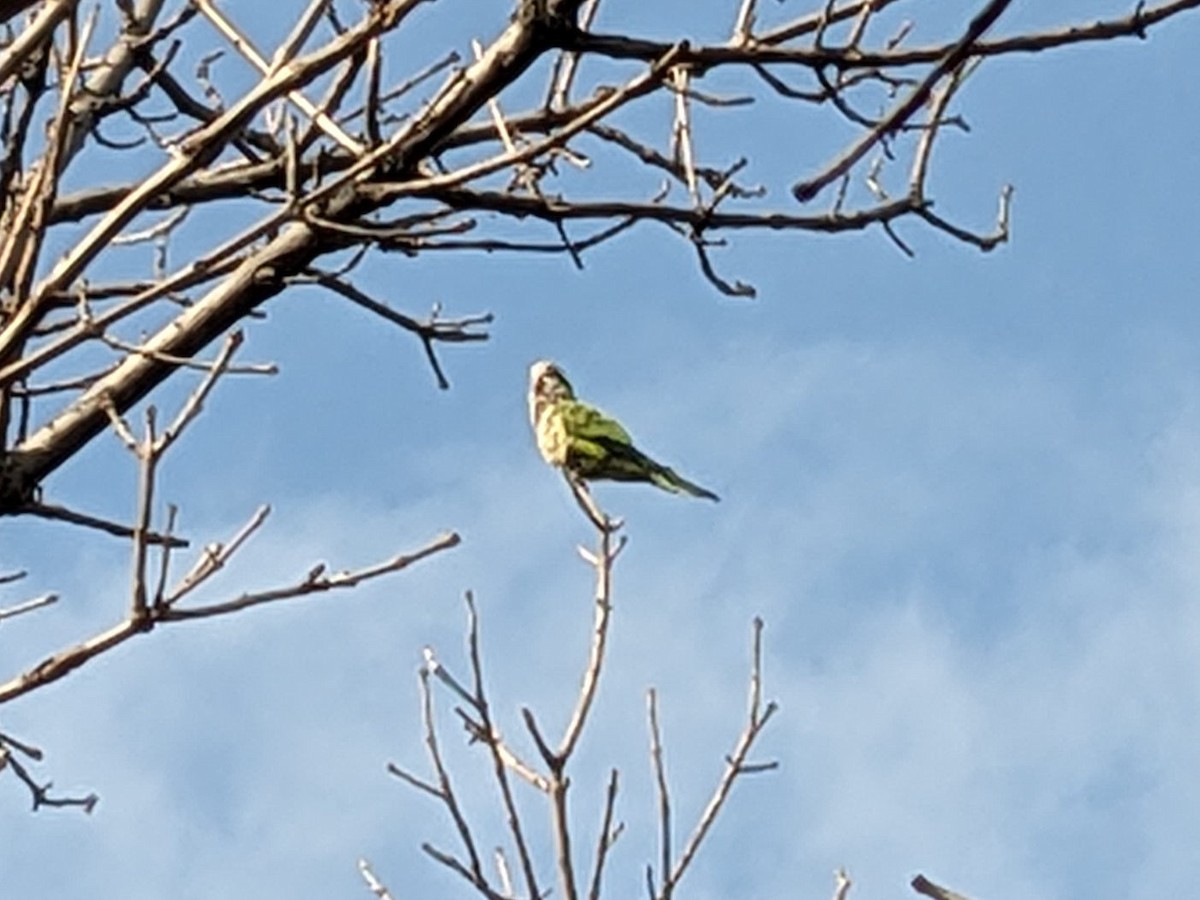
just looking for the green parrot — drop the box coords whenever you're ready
[528,360,719,501]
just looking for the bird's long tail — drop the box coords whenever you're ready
[648,461,720,502]
[600,442,721,501]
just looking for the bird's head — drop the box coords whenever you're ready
[529,360,575,400]
[528,360,575,423]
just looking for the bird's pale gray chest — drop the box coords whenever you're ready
[535,406,570,467]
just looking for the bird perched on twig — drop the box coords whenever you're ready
[528,360,719,501]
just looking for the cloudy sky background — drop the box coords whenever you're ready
[3,2,1200,898]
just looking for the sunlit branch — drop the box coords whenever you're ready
[0,591,58,623]
[660,617,778,897]
[0,531,459,704]
[357,857,396,900]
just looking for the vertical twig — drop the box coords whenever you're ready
[417,664,487,886]
[364,33,382,144]
[129,407,158,617]
[908,64,969,201]
[670,66,699,207]
[549,0,602,108]
[557,524,624,760]
[521,512,625,900]
[463,592,542,900]
[833,868,853,900]
[493,847,514,898]
[731,0,759,45]
[647,689,672,900]
[662,617,778,896]
[586,769,621,900]
[152,504,179,607]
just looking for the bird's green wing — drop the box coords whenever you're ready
[552,399,720,501]
[558,400,633,461]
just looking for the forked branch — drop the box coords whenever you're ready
[655,617,778,899]
[395,498,780,900]
[0,530,460,705]
[0,730,99,813]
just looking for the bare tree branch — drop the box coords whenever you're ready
[586,768,622,900]
[1,0,1195,858]
[0,730,98,813]
[17,500,188,547]
[911,874,976,900]
[660,617,778,898]
[833,868,853,900]
[0,591,58,623]
[647,689,672,900]
[394,477,783,900]
[357,857,397,900]
[0,530,459,704]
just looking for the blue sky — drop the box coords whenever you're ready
[3,3,1200,898]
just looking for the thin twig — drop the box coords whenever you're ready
[158,330,247,452]
[421,842,506,899]
[549,0,602,108]
[424,645,478,710]
[357,857,396,900]
[463,591,542,900]
[371,43,686,200]
[18,501,188,548]
[129,407,158,616]
[833,868,853,900]
[165,531,460,619]
[0,739,99,813]
[647,689,672,900]
[911,875,975,900]
[193,0,363,152]
[587,769,621,900]
[664,618,778,894]
[731,0,759,45]
[97,331,276,378]
[0,532,459,704]
[0,592,59,623]
[557,524,624,761]
[303,271,490,390]
[386,761,442,799]
[417,664,487,888]
[792,0,1014,202]
[162,504,272,605]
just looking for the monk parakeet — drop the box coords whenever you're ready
[528,360,719,501]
